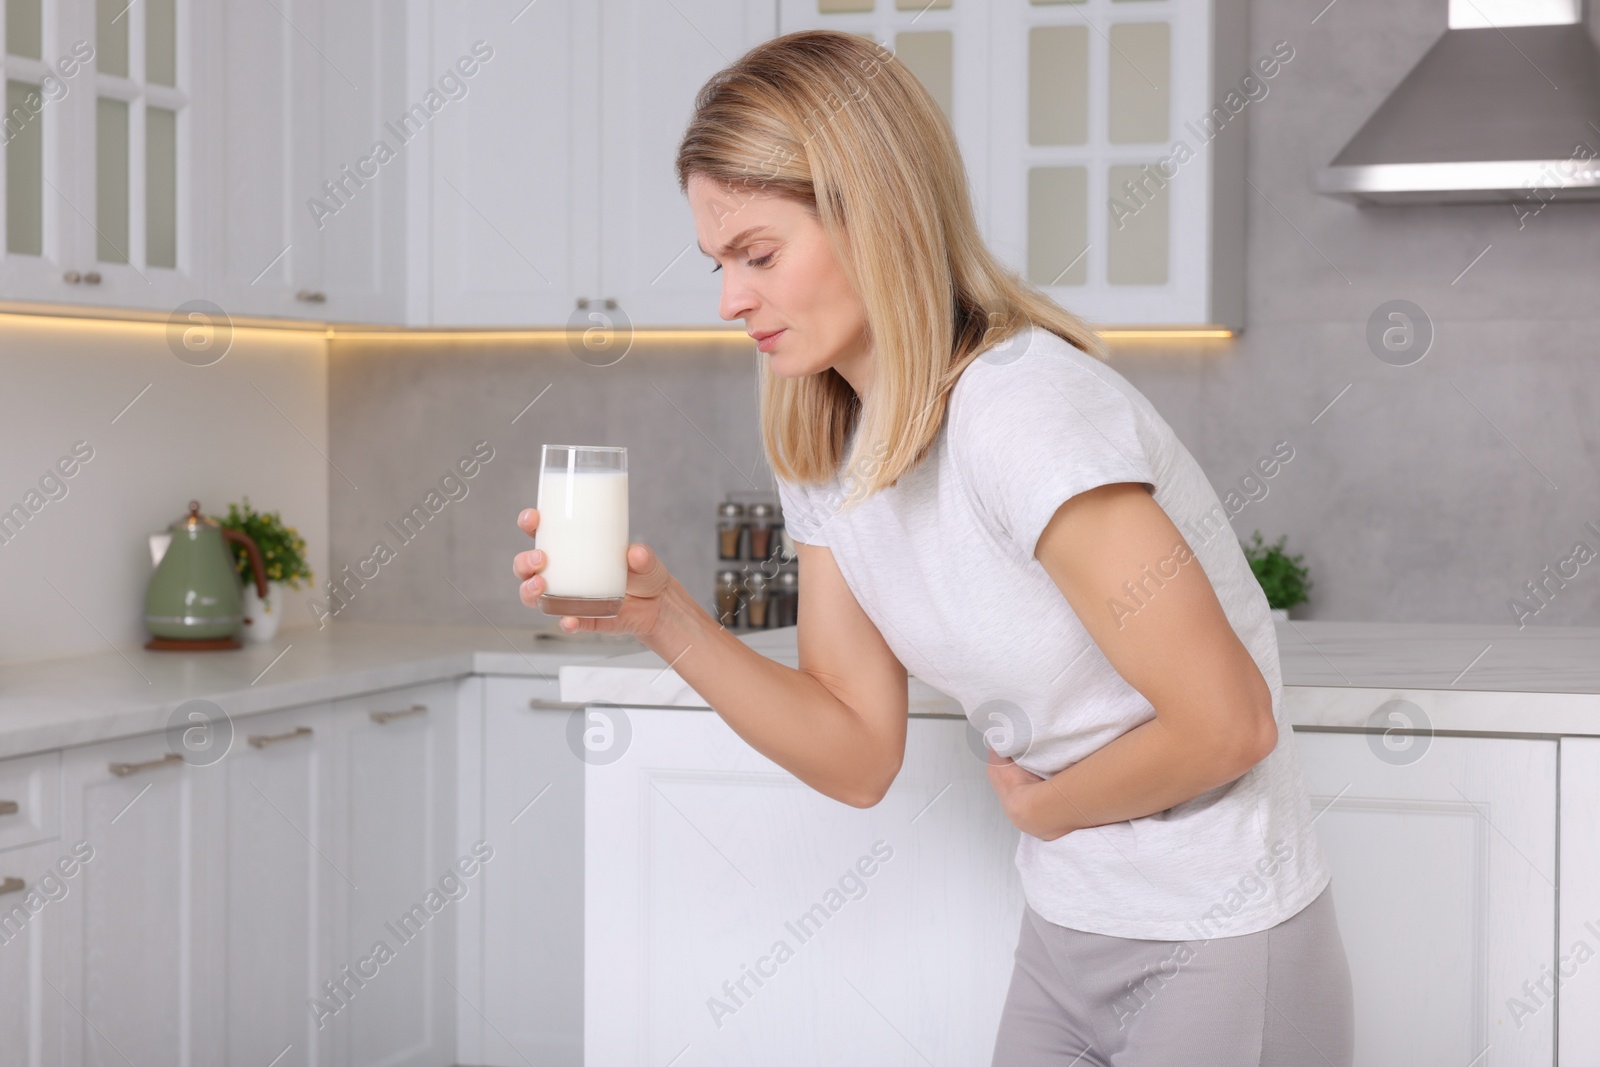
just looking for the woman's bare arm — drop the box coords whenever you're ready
[984,482,1278,841]
[516,510,908,807]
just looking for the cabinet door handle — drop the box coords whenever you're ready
[0,877,23,896]
[248,725,313,748]
[83,271,102,284]
[63,270,81,284]
[0,800,17,816]
[370,704,427,725]
[109,753,183,777]
[527,698,589,711]
[295,289,327,303]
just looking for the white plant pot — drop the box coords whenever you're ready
[241,580,286,643]
[1269,607,1291,623]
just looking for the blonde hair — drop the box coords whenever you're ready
[675,29,1105,511]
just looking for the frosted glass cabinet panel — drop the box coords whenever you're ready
[1028,25,1088,145]
[1107,20,1169,143]
[894,30,953,122]
[5,80,44,256]
[1027,165,1087,286]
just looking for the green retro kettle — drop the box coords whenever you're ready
[144,500,268,650]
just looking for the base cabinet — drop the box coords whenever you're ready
[3,678,459,1067]
[583,708,1023,1066]
[472,675,583,1067]
[1293,729,1558,1067]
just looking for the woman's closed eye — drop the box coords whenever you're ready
[711,252,776,273]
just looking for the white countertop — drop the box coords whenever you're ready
[7,620,1599,761]
[560,621,1600,738]
[0,621,643,760]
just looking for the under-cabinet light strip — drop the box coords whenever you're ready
[0,307,1235,342]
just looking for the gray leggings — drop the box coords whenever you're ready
[991,881,1353,1066]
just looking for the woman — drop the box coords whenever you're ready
[512,29,1353,1067]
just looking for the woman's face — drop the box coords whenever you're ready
[686,173,872,395]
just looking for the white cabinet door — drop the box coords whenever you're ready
[596,0,775,327]
[0,840,70,1067]
[428,0,599,326]
[0,0,92,302]
[327,680,458,1067]
[213,0,326,319]
[475,676,582,1067]
[586,708,1022,1066]
[3,0,211,310]
[314,0,408,323]
[216,0,405,322]
[1293,729,1557,1067]
[56,730,228,1065]
[224,704,334,1067]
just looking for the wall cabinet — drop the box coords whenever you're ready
[782,0,1246,329]
[1,0,213,310]
[214,0,410,323]
[428,0,776,328]
[6,0,1246,328]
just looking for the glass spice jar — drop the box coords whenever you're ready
[717,501,745,560]
[747,502,775,561]
[773,569,799,628]
[744,570,771,629]
[715,569,743,627]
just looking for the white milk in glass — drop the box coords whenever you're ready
[535,467,629,608]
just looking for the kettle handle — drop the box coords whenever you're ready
[221,528,270,598]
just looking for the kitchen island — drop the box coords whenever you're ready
[560,620,1600,1067]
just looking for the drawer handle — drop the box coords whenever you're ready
[0,877,23,896]
[370,704,427,725]
[249,726,313,748]
[528,699,589,711]
[109,753,182,777]
[0,800,17,816]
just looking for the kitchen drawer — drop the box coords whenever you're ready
[0,750,62,852]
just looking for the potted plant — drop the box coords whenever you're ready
[1241,530,1312,622]
[215,497,313,642]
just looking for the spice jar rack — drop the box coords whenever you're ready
[713,491,798,631]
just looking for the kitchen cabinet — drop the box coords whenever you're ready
[223,703,334,1067]
[0,841,67,1067]
[215,0,408,322]
[55,728,228,1065]
[2,678,457,1067]
[428,0,776,328]
[426,0,597,327]
[325,680,459,1067]
[0,0,405,321]
[583,706,1023,1066]
[780,0,1247,329]
[1294,729,1558,1067]
[470,676,584,1067]
[1,0,214,311]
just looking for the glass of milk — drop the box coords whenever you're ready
[534,444,629,618]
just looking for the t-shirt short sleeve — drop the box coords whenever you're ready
[775,475,831,547]
[952,347,1157,559]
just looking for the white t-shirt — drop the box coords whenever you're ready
[775,324,1332,940]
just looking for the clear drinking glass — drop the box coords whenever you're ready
[534,445,629,618]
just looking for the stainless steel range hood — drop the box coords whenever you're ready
[1314,0,1600,204]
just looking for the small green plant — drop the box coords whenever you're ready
[1241,530,1312,611]
[215,496,313,591]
